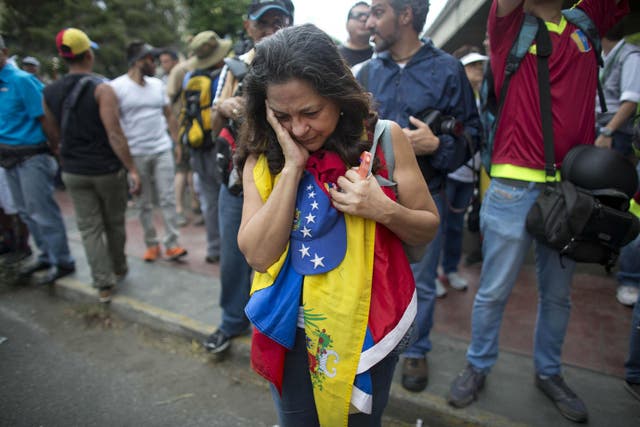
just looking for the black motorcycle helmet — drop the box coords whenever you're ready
[561,144,638,206]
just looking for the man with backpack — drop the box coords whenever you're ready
[357,0,481,394]
[447,0,629,422]
[42,28,140,303]
[201,0,294,355]
[179,30,232,264]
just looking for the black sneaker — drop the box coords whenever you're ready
[18,259,51,277]
[447,364,486,408]
[35,264,75,286]
[535,374,588,423]
[203,330,231,354]
[624,380,640,402]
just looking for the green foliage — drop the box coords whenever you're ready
[1,0,186,78]
[1,0,251,79]
[184,0,251,37]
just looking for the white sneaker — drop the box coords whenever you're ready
[617,285,639,307]
[435,278,447,298]
[447,272,468,291]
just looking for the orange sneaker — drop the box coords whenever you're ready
[165,246,188,261]
[143,245,161,262]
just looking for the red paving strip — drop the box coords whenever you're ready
[433,263,631,378]
[56,190,632,378]
[56,190,220,277]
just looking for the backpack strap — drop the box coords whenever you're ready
[369,119,397,191]
[224,57,249,81]
[506,14,538,77]
[488,14,538,168]
[498,15,538,125]
[61,75,102,139]
[562,8,602,66]
[562,8,607,112]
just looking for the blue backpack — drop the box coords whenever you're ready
[480,8,606,174]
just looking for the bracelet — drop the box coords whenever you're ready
[599,126,614,137]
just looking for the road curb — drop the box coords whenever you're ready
[54,276,519,427]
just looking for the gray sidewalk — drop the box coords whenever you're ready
[46,238,640,427]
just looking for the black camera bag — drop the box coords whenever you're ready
[524,20,639,270]
[526,180,639,268]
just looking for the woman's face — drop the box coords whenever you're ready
[266,78,341,153]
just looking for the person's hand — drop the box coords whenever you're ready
[265,101,309,170]
[595,134,612,149]
[128,170,141,196]
[219,96,245,120]
[403,116,440,155]
[329,168,387,221]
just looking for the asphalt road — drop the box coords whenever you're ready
[0,282,415,427]
[0,283,278,427]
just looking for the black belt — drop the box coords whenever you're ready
[494,177,545,188]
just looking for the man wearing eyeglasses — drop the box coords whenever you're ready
[202,0,295,355]
[338,2,373,67]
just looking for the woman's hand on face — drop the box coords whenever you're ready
[265,101,309,170]
[329,168,387,221]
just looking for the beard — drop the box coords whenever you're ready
[371,30,399,53]
[142,62,155,77]
[370,19,400,53]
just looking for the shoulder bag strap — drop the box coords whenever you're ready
[535,17,556,180]
[61,75,99,138]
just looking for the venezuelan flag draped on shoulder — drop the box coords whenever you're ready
[245,147,416,426]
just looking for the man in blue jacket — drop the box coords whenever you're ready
[357,0,481,393]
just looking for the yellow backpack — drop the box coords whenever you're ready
[179,68,220,149]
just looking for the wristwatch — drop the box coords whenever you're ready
[599,126,614,137]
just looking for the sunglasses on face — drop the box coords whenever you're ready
[255,16,290,30]
[349,12,370,21]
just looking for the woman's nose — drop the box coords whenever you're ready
[291,118,308,138]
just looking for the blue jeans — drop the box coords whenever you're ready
[442,178,475,274]
[218,185,251,336]
[617,162,640,290]
[403,192,444,358]
[467,179,576,376]
[190,148,221,258]
[624,233,640,383]
[270,328,398,427]
[4,153,74,267]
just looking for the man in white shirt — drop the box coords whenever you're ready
[110,41,187,262]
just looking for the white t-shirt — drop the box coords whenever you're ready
[110,74,172,156]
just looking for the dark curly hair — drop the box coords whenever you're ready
[236,23,378,175]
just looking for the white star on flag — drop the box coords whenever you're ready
[307,185,313,190]
[310,201,319,210]
[305,213,316,224]
[299,244,310,258]
[308,191,316,199]
[311,253,325,269]
[301,226,312,238]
